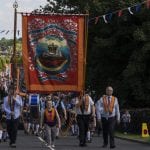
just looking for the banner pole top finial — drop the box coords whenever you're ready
[13,0,18,9]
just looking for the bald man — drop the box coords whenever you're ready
[96,86,120,149]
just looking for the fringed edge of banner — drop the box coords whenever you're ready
[18,12,89,17]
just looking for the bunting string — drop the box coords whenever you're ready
[0,30,20,35]
[0,0,150,36]
[89,0,150,24]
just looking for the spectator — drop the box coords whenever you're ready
[121,109,131,134]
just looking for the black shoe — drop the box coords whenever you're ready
[87,139,91,143]
[35,133,39,136]
[9,142,12,146]
[79,141,86,147]
[82,143,87,147]
[11,143,16,148]
[79,143,84,147]
[102,144,107,148]
[110,145,116,149]
[3,139,6,142]
[79,143,87,147]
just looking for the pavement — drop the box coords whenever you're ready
[115,133,150,145]
[0,131,150,150]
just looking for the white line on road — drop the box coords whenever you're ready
[38,137,55,150]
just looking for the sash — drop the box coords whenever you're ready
[44,108,56,123]
[103,96,115,114]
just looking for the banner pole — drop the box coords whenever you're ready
[82,14,89,95]
[11,0,18,86]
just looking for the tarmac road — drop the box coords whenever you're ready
[0,131,149,150]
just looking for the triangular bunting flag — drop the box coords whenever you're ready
[95,17,99,24]
[5,30,9,35]
[103,15,108,23]
[18,30,20,36]
[108,13,113,21]
[146,0,150,9]
[118,10,123,17]
[135,4,141,12]
[128,7,134,15]
[0,30,5,33]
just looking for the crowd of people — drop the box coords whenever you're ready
[0,72,132,149]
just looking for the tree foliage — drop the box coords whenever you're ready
[0,38,22,69]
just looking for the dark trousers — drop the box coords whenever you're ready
[122,122,130,133]
[101,117,116,147]
[77,115,90,145]
[6,118,19,144]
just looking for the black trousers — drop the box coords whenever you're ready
[101,117,116,147]
[77,114,90,145]
[6,118,19,144]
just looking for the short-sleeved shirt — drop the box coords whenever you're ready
[75,95,94,115]
[121,113,131,123]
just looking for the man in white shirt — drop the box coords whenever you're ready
[96,86,120,149]
[3,85,23,148]
[75,92,95,147]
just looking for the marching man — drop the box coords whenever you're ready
[96,86,120,149]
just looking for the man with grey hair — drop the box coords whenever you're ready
[96,86,120,149]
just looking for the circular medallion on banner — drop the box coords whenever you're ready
[35,36,70,75]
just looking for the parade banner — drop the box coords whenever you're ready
[22,14,87,93]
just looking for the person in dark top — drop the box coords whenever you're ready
[41,98,61,149]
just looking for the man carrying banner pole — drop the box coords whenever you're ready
[3,84,23,148]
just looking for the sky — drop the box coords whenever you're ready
[0,0,48,39]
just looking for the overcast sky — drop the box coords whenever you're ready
[0,0,48,39]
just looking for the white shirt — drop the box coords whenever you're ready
[96,95,120,121]
[121,113,131,123]
[75,95,94,115]
[3,95,23,120]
